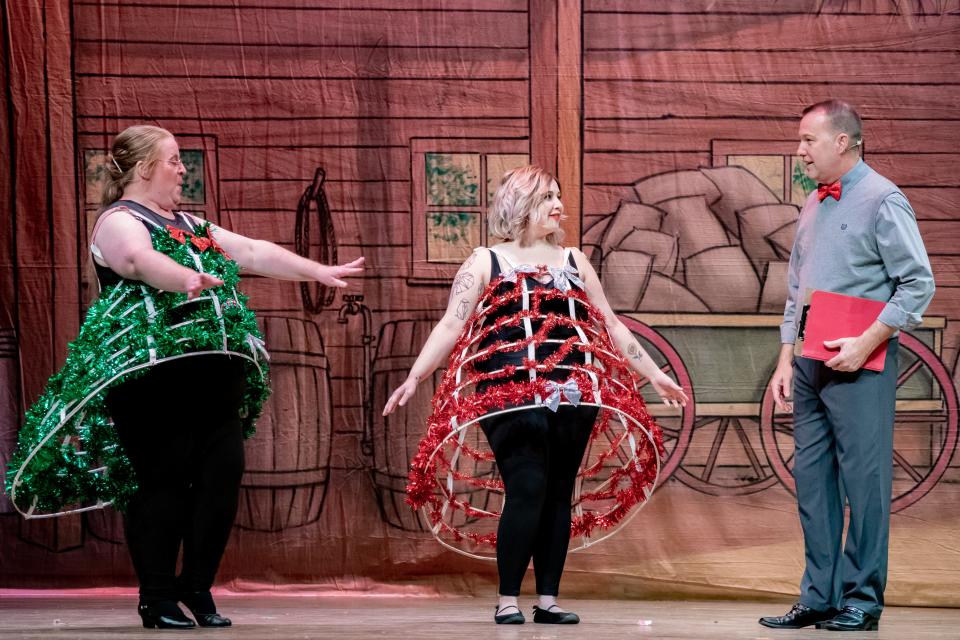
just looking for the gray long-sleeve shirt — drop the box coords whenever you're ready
[780,159,934,344]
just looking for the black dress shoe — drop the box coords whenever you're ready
[137,601,196,629]
[821,606,879,631]
[494,604,525,624]
[533,605,580,624]
[759,603,837,629]
[178,589,232,627]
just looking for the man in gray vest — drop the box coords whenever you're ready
[759,100,934,632]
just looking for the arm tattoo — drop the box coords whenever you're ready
[456,298,471,320]
[462,250,478,270]
[627,342,644,361]
[452,271,475,296]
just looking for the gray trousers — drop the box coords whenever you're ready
[792,339,898,618]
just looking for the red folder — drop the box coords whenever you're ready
[795,290,888,372]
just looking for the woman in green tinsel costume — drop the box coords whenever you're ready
[5,125,363,630]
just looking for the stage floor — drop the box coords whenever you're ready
[1,595,957,639]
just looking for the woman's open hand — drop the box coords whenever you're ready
[650,371,689,408]
[317,257,365,288]
[383,376,419,416]
[185,272,224,299]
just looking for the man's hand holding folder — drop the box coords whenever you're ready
[796,290,896,373]
[821,335,883,372]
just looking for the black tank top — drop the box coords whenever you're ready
[476,248,589,378]
[93,200,197,290]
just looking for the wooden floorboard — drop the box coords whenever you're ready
[0,595,958,639]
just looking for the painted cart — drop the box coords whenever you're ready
[620,312,959,511]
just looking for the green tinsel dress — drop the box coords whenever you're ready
[5,206,270,517]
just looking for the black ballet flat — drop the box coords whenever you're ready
[494,604,525,624]
[533,604,580,624]
[178,590,232,627]
[137,601,196,629]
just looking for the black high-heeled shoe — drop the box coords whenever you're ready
[137,601,196,629]
[178,590,232,627]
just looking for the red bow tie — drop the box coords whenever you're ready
[817,181,842,202]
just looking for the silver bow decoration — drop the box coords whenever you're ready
[543,378,582,412]
[546,264,585,292]
[246,333,271,364]
[503,264,540,283]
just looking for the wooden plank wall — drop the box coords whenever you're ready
[71,0,960,451]
[73,0,530,454]
[582,0,960,369]
[0,0,14,333]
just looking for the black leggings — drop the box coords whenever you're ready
[481,405,598,597]
[106,356,247,604]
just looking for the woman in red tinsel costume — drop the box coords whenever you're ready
[383,165,688,625]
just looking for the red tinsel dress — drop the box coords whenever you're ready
[406,246,665,559]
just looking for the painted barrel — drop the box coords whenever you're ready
[86,315,334,540]
[369,320,437,530]
[235,315,333,531]
[369,319,498,531]
[84,507,124,545]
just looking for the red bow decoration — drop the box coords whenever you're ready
[817,181,842,202]
[166,225,187,244]
[190,235,212,252]
[165,224,230,258]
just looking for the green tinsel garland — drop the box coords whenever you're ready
[5,222,270,517]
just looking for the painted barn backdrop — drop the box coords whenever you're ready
[2,0,959,604]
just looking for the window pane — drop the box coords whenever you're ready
[486,154,530,201]
[426,153,480,206]
[84,148,206,206]
[727,155,784,200]
[427,211,480,263]
[83,150,110,205]
[180,150,206,205]
[790,156,817,205]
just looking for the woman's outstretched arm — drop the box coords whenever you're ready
[382,248,491,416]
[205,221,364,287]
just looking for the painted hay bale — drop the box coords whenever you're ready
[659,196,731,261]
[633,169,721,205]
[759,261,790,313]
[616,229,680,279]
[637,273,710,313]
[582,214,613,269]
[766,222,797,261]
[700,166,782,236]
[736,203,800,274]
[601,201,665,250]
[583,214,613,245]
[684,245,761,312]
[601,249,654,311]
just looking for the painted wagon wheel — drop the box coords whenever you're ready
[618,316,694,484]
[295,167,339,312]
[759,333,959,512]
[670,409,782,496]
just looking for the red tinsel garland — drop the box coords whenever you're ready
[406,267,666,550]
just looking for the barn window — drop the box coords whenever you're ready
[409,138,528,283]
[711,141,824,205]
